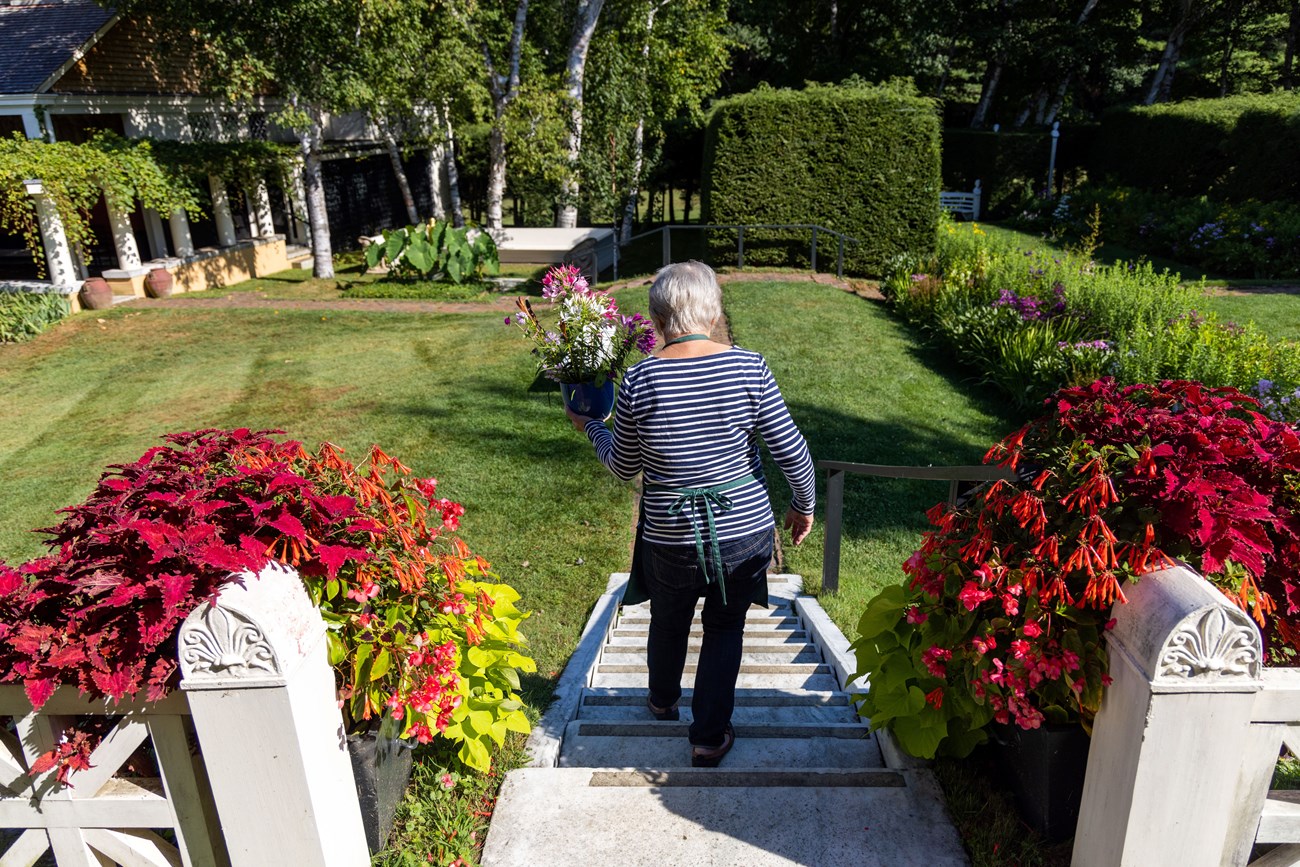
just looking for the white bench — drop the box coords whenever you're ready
[939,180,981,221]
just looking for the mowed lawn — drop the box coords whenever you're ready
[0,276,1019,685]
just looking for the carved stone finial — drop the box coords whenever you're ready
[1156,606,1262,683]
[180,605,280,680]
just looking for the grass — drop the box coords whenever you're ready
[1196,291,1300,342]
[179,263,548,303]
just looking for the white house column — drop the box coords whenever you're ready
[179,562,370,866]
[22,179,78,287]
[142,208,169,259]
[168,209,195,257]
[20,110,42,140]
[104,196,142,270]
[289,163,310,245]
[251,178,275,237]
[208,176,238,247]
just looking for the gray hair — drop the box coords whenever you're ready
[648,261,723,337]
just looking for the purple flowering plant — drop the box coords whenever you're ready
[507,264,655,384]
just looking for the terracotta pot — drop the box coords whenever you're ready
[145,268,174,299]
[78,277,113,310]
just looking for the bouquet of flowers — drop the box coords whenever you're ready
[509,264,655,385]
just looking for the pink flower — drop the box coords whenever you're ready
[1010,639,1030,659]
[440,772,455,790]
[1001,594,1019,617]
[957,581,995,611]
[922,646,952,678]
[1022,620,1042,638]
[905,606,928,625]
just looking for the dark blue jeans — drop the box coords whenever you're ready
[643,528,772,748]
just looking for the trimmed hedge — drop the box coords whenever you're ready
[1093,94,1300,202]
[701,81,940,275]
[942,127,1097,219]
[0,290,69,343]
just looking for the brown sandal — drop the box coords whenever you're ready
[647,697,679,721]
[691,724,735,768]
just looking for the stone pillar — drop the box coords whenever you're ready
[208,176,238,248]
[22,180,79,288]
[1072,564,1265,866]
[169,209,195,257]
[178,562,369,867]
[104,196,142,270]
[251,178,275,238]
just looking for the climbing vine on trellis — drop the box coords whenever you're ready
[152,139,298,196]
[0,133,202,277]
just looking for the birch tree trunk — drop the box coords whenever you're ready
[970,60,1004,129]
[1284,0,1299,89]
[619,1,661,246]
[426,143,446,222]
[299,107,333,279]
[381,124,420,225]
[482,0,529,230]
[619,116,644,247]
[444,114,465,228]
[1145,1,1196,105]
[556,0,607,228]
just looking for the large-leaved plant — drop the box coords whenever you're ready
[0,429,533,780]
[853,379,1300,759]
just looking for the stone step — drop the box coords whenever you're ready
[605,631,811,647]
[557,720,882,769]
[597,661,829,675]
[600,648,823,666]
[616,608,795,627]
[581,687,854,707]
[482,768,968,867]
[591,671,841,691]
[614,617,803,632]
[577,702,861,724]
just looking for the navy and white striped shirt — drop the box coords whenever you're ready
[584,347,816,546]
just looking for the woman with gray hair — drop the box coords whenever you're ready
[567,260,815,767]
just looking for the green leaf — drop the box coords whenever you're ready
[428,220,447,257]
[459,735,491,772]
[325,578,340,601]
[503,710,531,735]
[406,235,431,274]
[365,242,382,269]
[445,251,464,283]
[370,650,391,681]
[325,632,346,667]
[385,230,406,262]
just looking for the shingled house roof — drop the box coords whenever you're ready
[0,0,116,94]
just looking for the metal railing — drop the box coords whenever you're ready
[818,460,1016,594]
[618,223,861,280]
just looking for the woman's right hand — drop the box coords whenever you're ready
[783,508,814,547]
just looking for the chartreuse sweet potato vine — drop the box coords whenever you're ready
[853,379,1300,760]
[0,429,533,781]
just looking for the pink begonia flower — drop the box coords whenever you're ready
[957,581,994,611]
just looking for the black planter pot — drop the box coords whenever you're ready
[989,721,1091,842]
[347,729,414,854]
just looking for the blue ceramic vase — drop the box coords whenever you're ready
[561,380,616,418]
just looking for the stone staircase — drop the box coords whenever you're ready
[482,574,968,866]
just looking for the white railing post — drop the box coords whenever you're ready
[1073,564,1265,866]
[179,562,369,867]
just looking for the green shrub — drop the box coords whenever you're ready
[1092,94,1300,202]
[0,291,70,343]
[364,221,499,284]
[701,80,941,275]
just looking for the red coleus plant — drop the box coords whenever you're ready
[0,428,532,782]
[853,379,1300,759]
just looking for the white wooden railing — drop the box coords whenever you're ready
[0,563,369,867]
[1075,563,1300,866]
[939,180,981,221]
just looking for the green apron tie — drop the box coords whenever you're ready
[644,473,757,605]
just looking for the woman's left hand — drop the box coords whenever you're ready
[565,405,597,431]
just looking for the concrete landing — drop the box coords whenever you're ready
[482,573,968,866]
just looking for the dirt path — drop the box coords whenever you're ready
[128,272,886,314]
[1202,284,1300,297]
